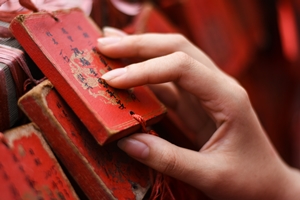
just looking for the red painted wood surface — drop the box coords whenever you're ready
[18,80,151,200]
[10,8,166,145]
[0,124,79,200]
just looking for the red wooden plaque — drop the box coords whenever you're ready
[10,8,166,145]
[0,124,79,200]
[18,80,151,200]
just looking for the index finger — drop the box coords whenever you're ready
[101,51,250,129]
[97,33,218,70]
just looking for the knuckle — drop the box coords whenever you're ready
[216,75,252,120]
[130,34,145,57]
[235,85,250,108]
[232,83,249,104]
[158,148,179,175]
[131,34,144,44]
[172,51,194,67]
[171,34,189,47]
[239,87,250,103]
[168,51,197,82]
[226,81,252,116]
[173,51,188,60]
[225,76,250,103]
[139,61,152,83]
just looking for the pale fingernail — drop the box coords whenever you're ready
[97,36,121,46]
[103,26,127,37]
[101,68,127,80]
[118,138,149,159]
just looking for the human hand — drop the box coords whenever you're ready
[99,27,217,148]
[97,28,300,200]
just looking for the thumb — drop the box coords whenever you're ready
[117,133,213,189]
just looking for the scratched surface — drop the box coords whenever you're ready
[0,124,79,200]
[18,80,150,200]
[10,8,166,145]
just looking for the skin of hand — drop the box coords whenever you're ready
[97,27,300,200]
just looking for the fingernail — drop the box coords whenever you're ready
[103,26,127,37]
[97,36,121,46]
[101,68,127,80]
[118,138,149,159]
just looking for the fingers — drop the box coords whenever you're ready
[98,33,184,59]
[117,133,212,189]
[97,32,218,70]
[102,51,250,128]
[101,51,204,89]
[101,51,216,103]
